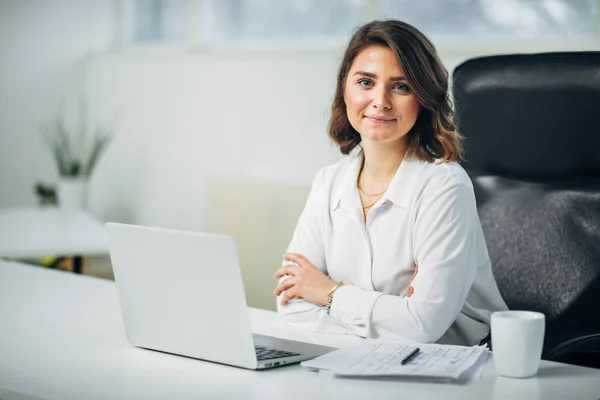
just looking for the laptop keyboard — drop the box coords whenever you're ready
[255,346,300,361]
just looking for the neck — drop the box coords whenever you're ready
[359,139,406,184]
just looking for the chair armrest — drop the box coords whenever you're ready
[544,333,600,369]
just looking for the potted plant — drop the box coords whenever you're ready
[41,97,112,208]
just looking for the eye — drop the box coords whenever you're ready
[393,83,411,92]
[358,78,373,87]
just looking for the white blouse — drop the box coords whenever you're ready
[277,152,508,346]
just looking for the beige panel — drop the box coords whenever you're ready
[206,180,310,311]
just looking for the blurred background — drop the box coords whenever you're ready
[0,0,598,310]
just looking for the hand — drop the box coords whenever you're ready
[273,253,335,307]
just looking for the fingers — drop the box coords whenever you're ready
[273,253,316,306]
[273,277,296,296]
[273,265,299,279]
[283,253,313,268]
[273,278,300,305]
[279,288,299,306]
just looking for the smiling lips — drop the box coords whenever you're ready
[365,115,396,123]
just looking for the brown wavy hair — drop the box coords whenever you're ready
[328,20,463,163]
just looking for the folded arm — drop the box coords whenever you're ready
[275,169,352,334]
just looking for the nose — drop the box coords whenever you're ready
[371,86,392,110]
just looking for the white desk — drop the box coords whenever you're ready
[1,260,599,400]
[0,207,108,273]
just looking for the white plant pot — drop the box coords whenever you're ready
[58,177,88,209]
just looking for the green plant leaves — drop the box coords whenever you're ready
[41,98,113,178]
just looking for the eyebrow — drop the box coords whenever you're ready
[353,71,407,82]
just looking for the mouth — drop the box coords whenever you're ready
[365,115,396,123]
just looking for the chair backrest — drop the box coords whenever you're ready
[452,52,600,336]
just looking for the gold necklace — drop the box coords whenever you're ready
[358,182,387,197]
[357,160,388,210]
[362,197,381,209]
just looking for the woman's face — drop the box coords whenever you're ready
[344,45,420,146]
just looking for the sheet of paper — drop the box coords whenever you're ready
[302,341,488,381]
[301,341,378,372]
[460,349,487,381]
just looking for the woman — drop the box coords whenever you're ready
[273,20,507,346]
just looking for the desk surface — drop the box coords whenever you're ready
[1,260,599,400]
[0,207,108,258]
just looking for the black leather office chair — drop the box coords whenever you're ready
[452,52,600,368]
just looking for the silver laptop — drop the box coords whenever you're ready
[105,222,333,370]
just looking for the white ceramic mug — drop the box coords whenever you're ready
[491,310,545,378]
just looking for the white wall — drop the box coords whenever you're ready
[0,0,114,207]
[85,50,345,230]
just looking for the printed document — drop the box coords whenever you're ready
[301,341,488,381]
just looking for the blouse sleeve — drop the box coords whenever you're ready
[276,168,352,334]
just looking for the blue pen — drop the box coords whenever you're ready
[400,347,420,365]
